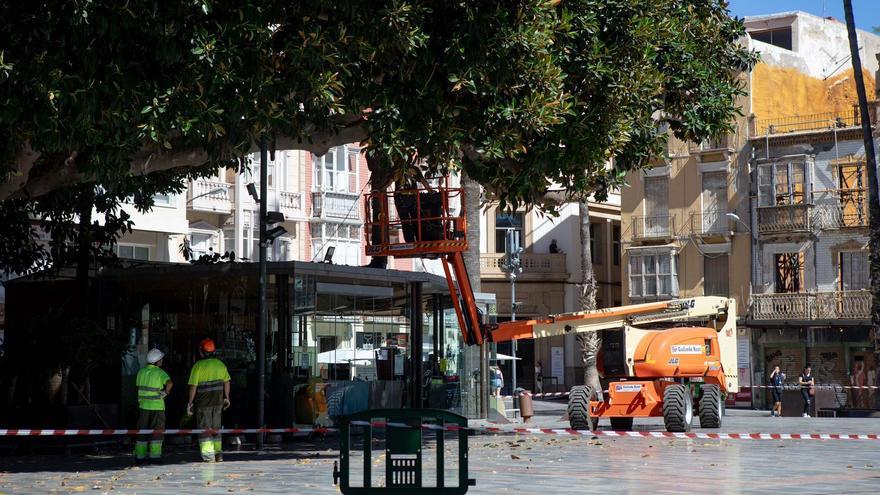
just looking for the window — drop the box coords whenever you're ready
[313,146,356,193]
[116,244,150,260]
[750,27,792,50]
[644,177,669,235]
[774,252,804,293]
[612,226,621,266]
[702,172,727,233]
[758,162,806,206]
[629,251,677,299]
[223,228,236,256]
[189,232,214,259]
[152,194,173,207]
[589,223,602,264]
[838,162,867,226]
[703,255,729,296]
[840,251,869,290]
[319,336,338,354]
[495,211,524,253]
[311,222,361,240]
[248,155,276,189]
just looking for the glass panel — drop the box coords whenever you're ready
[629,256,642,275]
[644,255,657,275]
[645,274,657,296]
[774,164,790,204]
[758,165,773,206]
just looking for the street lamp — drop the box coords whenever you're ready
[725,212,751,234]
[186,187,226,204]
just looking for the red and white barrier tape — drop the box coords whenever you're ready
[503,384,880,400]
[501,391,571,400]
[349,421,880,441]
[472,428,880,441]
[3,422,878,441]
[0,427,331,437]
[748,385,880,390]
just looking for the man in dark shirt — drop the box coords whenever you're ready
[769,366,785,417]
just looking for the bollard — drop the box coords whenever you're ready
[518,390,534,423]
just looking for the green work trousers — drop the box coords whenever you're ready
[135,409,165,460]
[196,405,223,462]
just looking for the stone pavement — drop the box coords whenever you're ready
[1,405,880,495]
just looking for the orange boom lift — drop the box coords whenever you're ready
[365,179,738,432]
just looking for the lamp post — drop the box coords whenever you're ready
[501,229,523,408]
[257,135,268,450]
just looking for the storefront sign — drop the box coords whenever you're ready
[551,346,564,381]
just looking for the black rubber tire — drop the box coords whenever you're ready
[699,384,723,428]
[609,417,634,431]
[567,385,598,430]
[662,384,693,432]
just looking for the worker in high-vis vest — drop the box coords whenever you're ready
[135,348,173,464]
[187,338,231,462]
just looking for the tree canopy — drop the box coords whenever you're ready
[0,0,755,271]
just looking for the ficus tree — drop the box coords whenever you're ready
[0,1,755,403]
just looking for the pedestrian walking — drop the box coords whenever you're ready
[535,361,544,394]
[187,338,231,462]
[490,365,504,397]
[798,365,815,418]
[769,365,785,417]
[135,348,173,465]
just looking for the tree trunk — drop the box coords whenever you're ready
[461,172,487,417]
[843,1,880,407]
[576,200,601,392]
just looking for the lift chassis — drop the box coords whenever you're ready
[365,179,738,432]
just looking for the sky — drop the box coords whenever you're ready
[728,0,879,32]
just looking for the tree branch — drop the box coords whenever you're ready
[1,119,369,202]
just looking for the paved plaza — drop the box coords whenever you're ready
[2,403,880,494]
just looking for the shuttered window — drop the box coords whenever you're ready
[703,255,729,296]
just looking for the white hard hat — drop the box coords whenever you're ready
[147,348,165,364]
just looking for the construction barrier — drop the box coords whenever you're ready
[3,422,880,441]
[504,383,880,400]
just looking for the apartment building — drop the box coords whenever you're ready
[620,11,880,412]
[478,195,622,393]
[742,11,880,413]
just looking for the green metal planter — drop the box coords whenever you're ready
[333,408,475,494]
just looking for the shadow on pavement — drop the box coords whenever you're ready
[0,439,340,474]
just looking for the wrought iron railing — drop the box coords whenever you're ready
[689,210,732,236]
[751,291,871,320]
[752,111,861,136]
[812,189,868,229]
[756,204,812,234]
[631,215,675,240]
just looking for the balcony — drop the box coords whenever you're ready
[752,110,864,136]
[479,253,568,281]
[311,191,361,220]
[279,191,305,220]
[630,215,675,241]
[812,190,868,230]
[689,210,733,238]
[688,136,734,162]
[750,291,871,322]
[188,180,233,213]
[756,204,812,235]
